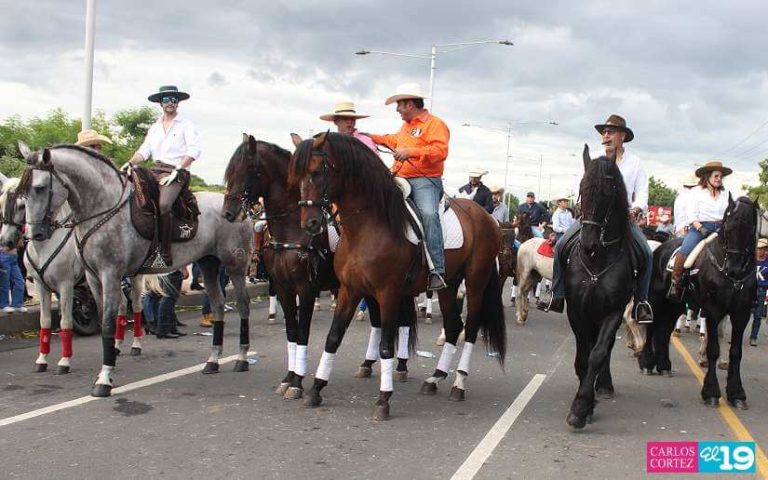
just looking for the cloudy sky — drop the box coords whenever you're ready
[2,0,767,201]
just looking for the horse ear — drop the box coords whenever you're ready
[290,133,303,148]
[41,148,51,165]
[313,131,328,149]
[242,133,249,144]
[247,134,258,151]
[582,144,590,171]
[728,192,735,209]
[17,140,31,160]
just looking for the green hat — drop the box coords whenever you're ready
[148,85,190,103]
[594,114,634,143]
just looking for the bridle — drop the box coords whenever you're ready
[579,174,621,248]
[296,142,339,227]
[706,198,755,290]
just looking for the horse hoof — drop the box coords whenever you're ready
[372,403,390,421]
[729,399,748,410]
[660,370,673,377]
[232,360,249,372]
[91,383,112,397]
[304,392,322,408]
[284,387,303,400]
[704,397,719,408]
[595,389,614,400]
[586,414,594,425]
[515,319,525,326]
[34,363,48,373]
[129,347,142,357]
[55,365,70,375]
[276,382,289,396]
[202,362,219,375]
[717,362,729,371]
[355,366,373,378]
[435,336,445,346]
[641,368,654,376]
[394,370,408,383]
[566,413,587,429]
[449,386,465,401]
[420,381,438,395]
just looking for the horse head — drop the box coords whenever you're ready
[17,143,68,242]
[289,131,334,236]
[579,146,628,256]
[721,195,757,279]
[0,177,25,249]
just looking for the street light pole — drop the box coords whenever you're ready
[82,0,97,130]
[504,122,512,192]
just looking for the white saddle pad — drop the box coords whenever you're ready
[665,232,718,272]
[405,201,464,250]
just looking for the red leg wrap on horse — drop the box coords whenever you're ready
[132,312,143,338]
[59,329,73,358]
[116,315,127,340]
[39,328,52,354]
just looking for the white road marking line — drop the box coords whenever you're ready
[0,351,256,428]
[451,373,547,480]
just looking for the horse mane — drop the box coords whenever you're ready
[725,196,757,254]
[224,139,291,188]
[291,132,410,240]
[17,144,121,196]
[581,155,631,239]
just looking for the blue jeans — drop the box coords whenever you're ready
[680,221,721,256]
[552,221,652,303]
[142,292,160,329]
[751,287,766,340]
[202,268,230,315]
[0,251,25,309]
[157,270,183,334]
[407,177,444,275]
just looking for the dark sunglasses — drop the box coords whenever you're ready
[161,96,179,104]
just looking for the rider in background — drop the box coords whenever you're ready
[366,83,450,291]
[541,114,654,325]
[123,85,202,267]
[667,161,733,302]
[551,194,575,242]
[457,168,494,213]
[750,238,768,346]
[673,174,700,237]
[518,192,547,237]
[489,185,510,224]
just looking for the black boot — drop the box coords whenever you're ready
[537,296,564,313]
[159,212,173,266]
[428,272,447,291]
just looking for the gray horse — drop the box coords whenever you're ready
[17,142,253,397]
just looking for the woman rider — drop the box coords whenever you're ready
[667,160,733,301]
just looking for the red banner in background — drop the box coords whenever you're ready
[647,206,672,226]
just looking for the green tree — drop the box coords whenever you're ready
[504,192,520,219]
[743,158,768,206]
[648,176,676,207]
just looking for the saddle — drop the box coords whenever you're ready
[558,224,645,282]
[129,166,200,243]
[536,241,555,258]
[665,232,719,273]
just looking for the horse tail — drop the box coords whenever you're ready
[479,261,507,366]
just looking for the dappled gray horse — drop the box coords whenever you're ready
[17,142,253,397]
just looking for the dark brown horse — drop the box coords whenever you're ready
[498,223,517,291]
[289,132,505,421]
[222,134,337,400]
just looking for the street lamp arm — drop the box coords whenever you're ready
[355,49,432,59]
[433,39,514,48]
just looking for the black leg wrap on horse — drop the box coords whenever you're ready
[239,318,249,346]
[212,321,224,346]
[102,337,117,367]
[396,358,408,372]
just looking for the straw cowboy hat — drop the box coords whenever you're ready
[682,174,699,187]
[554,193,571,202]
[75,129,112,147]
[757,238,768,249]
[695,160,733,178]
[319,101,369,121]
[148,85,190,103]
[467,166,488,178]
[489,185,505,194]
[385,82,429,105]
[594,114,634,143]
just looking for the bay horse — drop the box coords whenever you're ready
[289,132,505,421]
[497,223,517,292]
[17,142,253,397]
[222,134,337,400]
[563,145,635,429]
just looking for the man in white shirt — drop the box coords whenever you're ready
[123,85,202,266]
[673,175,698,236]
[541,115,654,324]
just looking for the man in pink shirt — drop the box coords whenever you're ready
[320,101,379,154]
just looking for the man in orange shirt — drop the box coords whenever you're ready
[366,83,450,290]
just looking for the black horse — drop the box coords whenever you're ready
[563,145,635,429]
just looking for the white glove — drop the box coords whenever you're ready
[159,168,179,186]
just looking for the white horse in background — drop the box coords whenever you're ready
[514,238,553,326]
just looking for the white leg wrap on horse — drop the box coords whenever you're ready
[287,342,297,371]
[397,326,410,359]
[686,309,693,322]
[295,345,308,376]
[207,345,222,363]
[675,314,685,330]
[535,282,542,297]
[115,339,124,350]
[457,342,474,373]
[131,337,143,351]
[96,365,113,386]
[35,353,48,365]
[511,285,517,296]
[700,318,707,335]
[380,358,394,392]
[437,342,457,372]
[426,298,433,315]
[315,351,337,381]
[269,296,277,315]
[365,328,381,361]
[57,357,71,367]
[453,370,467,390]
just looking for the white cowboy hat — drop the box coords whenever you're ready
[681,174,699,187]
[757,238,768,249]
[489,185,504,194]
[75,129,112,147]
[319,101,370,121]
[555,194,571,202]
[467,166,488,178]
[385,82,429,105]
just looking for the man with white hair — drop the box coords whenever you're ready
[366,83,450,291]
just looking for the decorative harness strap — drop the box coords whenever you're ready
[25,224,78,294]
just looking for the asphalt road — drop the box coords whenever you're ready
[0,294,766,479]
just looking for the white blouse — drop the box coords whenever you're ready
[687,186,730,223]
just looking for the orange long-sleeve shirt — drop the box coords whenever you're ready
[369,110,450,178]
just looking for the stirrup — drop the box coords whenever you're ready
[634,301,654,324]
[428,272,447,291]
